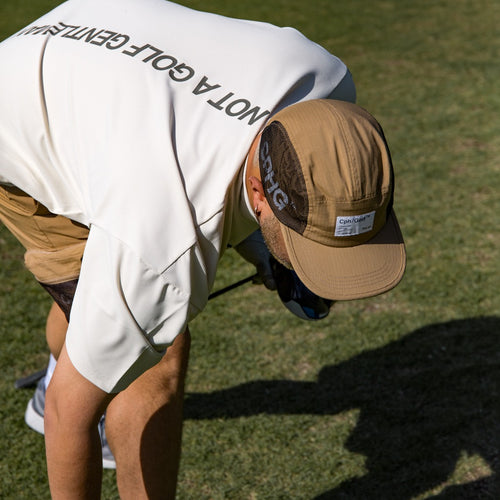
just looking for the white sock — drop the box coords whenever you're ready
[44,354,57,390]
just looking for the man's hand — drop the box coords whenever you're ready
[44,345,114,499]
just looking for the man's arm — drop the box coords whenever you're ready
[44,344,115,499]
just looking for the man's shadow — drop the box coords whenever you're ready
[183,317,500,499]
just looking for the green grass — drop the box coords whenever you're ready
[1,0,499,498]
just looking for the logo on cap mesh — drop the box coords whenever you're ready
[259,121,308,235]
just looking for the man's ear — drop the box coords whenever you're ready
[248,175,265,197]
[249,176,271,220]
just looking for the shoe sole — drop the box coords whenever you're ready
[24,398,45,434]
[102,456,117,469]
[25,397,116,469]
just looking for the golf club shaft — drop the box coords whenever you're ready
[208,273,257,300]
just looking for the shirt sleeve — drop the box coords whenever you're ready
[65,224,203,393]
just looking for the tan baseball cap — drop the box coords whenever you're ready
[259,99,406,300]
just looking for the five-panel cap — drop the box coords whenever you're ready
[259,99,406,300]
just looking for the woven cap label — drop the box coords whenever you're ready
[335,211,376,237]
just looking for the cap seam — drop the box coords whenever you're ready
[332,104,361,197]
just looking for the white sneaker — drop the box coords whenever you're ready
[25,378,116,469]
[24,378,45,434]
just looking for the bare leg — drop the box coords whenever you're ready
[45,345,115,500]
[106,328,191,499]
[44,300,191,498]
[45,302,68,360]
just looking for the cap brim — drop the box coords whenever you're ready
[281,210,406,301]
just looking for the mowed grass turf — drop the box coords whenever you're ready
[1,0,499,498]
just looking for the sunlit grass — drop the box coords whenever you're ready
[1,0,499,498]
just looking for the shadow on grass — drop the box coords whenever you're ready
[184,316,500,499]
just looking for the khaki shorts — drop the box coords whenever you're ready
[0,184,88,285]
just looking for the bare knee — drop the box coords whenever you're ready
[108,328,191,420]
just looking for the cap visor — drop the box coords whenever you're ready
[282,210,406,300]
